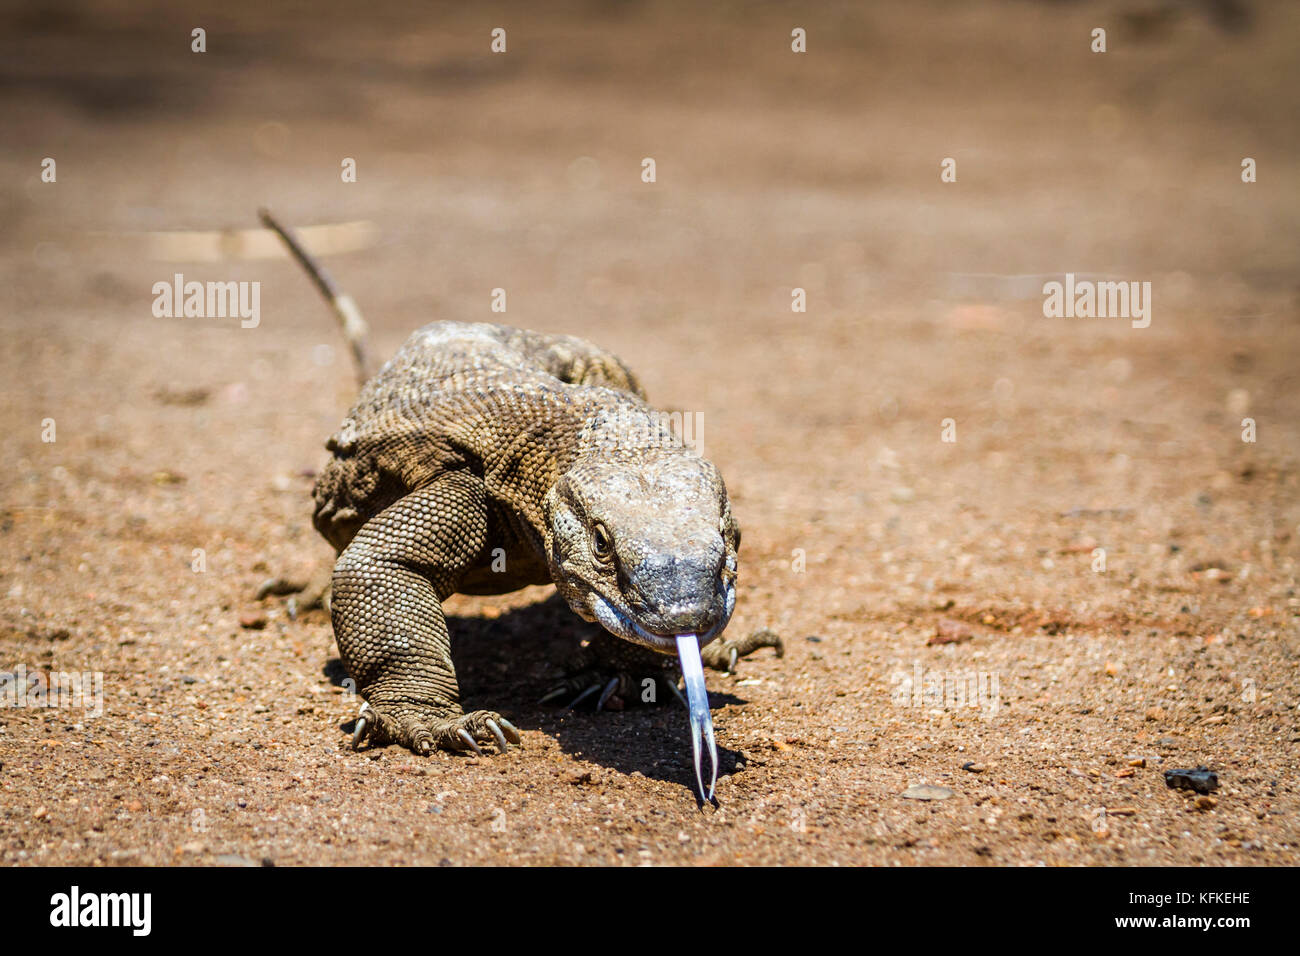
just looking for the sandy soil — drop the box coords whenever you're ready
[1,0,1298,866]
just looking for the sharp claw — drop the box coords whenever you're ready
[666,679,688,708]
[539,687,568,705]
[456,728,483,756]
[497,717,521,744]
[485,718,510,753]
[676,633,718,804]
[566,684,601,710]
[728,646,739,672]
[596,677,620,712]
[351,703,373,750]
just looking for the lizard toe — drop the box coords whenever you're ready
[700,628,784,673]
[431,710,521,756]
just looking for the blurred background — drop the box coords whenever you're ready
[4,0,1296,321]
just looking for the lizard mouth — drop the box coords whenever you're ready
[588,580,735,654]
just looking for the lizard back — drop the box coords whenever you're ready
[311,321,647,557]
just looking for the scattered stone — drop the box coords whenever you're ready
[1194,796,1217,811]
[1060,507,1133,520]
[1127,757,1146,768]
[1144,706,1166,721]
[929,618,974,646]
[153,385,210,407]
[961,762,986,773]
[902,784,954,801]
[1165,766,1218,795]
[1061,536,1099,554]
[215,853,258,867]
[1106,807,1138,816]
[239,611,268,630]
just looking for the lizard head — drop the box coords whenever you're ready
[543,451,739,655]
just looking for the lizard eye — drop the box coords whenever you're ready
[592,523,614,563]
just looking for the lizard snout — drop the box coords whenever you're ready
[625,551,726,636]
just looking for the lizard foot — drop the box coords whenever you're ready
[539,671,680,711]
[700,627,784,673]
[541,629,681,711]
[541,628,783,710]
[351,701,521,756]
[256,566,332,618]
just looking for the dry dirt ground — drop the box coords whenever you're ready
[2,1,1298,866]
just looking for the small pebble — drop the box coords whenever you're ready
[930,618,974,646]
[1165,766,1219,794]
[902,784,954,801]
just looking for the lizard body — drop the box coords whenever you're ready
[263,211,780,799]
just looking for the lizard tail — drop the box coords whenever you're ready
[258,207,372,387]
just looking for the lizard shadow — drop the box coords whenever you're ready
[324,591,753,795]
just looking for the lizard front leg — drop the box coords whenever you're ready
[331,473,521,755]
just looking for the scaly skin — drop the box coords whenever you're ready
[313,321,779,757]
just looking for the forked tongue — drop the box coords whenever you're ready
[675,633,717,804]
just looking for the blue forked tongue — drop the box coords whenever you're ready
[675,633,717,804]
